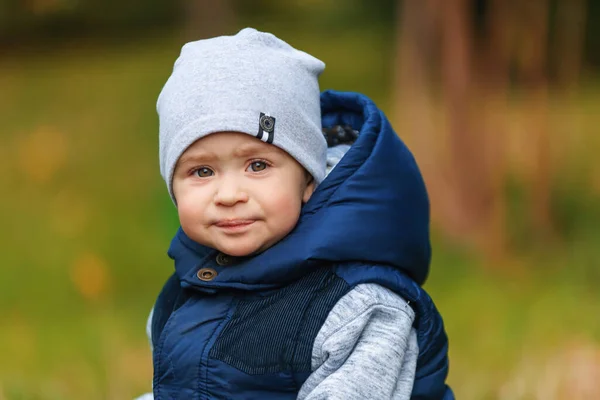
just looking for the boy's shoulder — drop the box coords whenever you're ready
[331,261,422,301]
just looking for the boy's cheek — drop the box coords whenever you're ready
[177,197,202,219]
[175,194,202,225]
[173,181,199,205]
[267,193,303,223]
[171,178,183,203]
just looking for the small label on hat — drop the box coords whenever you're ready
[257,113,275,144]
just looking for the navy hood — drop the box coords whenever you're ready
[169,90,431,290]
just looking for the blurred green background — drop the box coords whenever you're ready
[1,0,599,399]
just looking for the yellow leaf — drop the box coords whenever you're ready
[70,252,111,302]
[17,126,68,184]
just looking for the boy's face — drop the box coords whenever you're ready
[172,132,315,257]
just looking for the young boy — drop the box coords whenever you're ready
[140,28,453,399]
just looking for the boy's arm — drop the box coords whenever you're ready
[133,308,155,400]
[135,273,183,400]
[146,307,154,352]
[297,283,418,400]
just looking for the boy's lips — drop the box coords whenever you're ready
[214,219,256,227]
[213,219,257,233]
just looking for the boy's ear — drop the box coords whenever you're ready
[302,177,316,204]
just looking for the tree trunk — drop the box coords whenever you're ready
[554,0,588,92]
[515,0,553,238]
[393,0,442,224]
[440,0,484,243]
[473,0,513,258]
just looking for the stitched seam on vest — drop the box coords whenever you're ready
[153,300,179,399]
[198,295,237,399]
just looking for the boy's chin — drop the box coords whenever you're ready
[213,240,267,258]
[185,231,264,257]
[218,247,257,258]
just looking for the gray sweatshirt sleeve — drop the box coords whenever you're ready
[297,283,418,400]
[133,309,155,400]
[146,307,154,352]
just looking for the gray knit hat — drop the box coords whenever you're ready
[157,27,327,202]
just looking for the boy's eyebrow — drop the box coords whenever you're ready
[177,151,218,166]
[177,142,278,167]
[233,143,278,157]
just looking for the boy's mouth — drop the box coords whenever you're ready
[214,219,255,227]
[214,219,256,232]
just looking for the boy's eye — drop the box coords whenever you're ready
[248,161,268,172]
[195,167,214,177]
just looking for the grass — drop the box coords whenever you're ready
[1,27,600,399]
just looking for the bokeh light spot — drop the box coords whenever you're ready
[17,126,68,184]
[70,252,111,302]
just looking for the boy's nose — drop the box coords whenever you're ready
[213,178,249,206]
